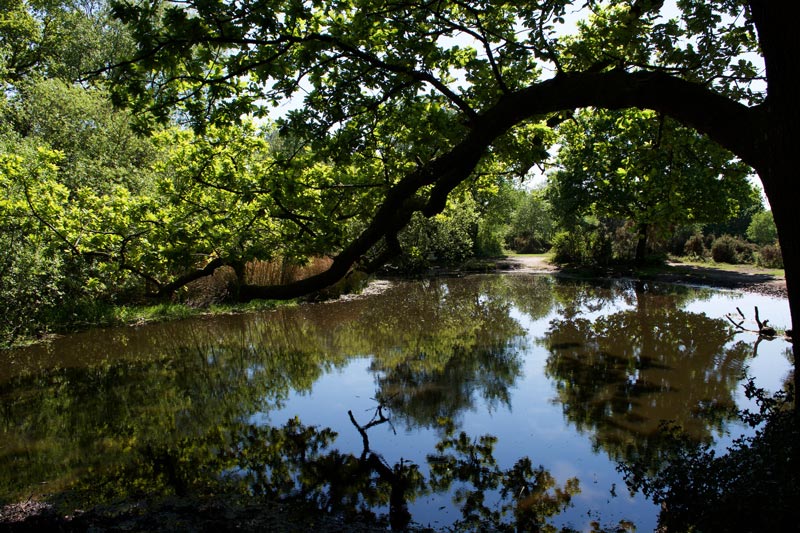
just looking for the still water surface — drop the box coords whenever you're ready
[1,274,793,531]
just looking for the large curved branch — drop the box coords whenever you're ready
[153,257,226,298]
[506,70,765,170]
[240,69,764,301]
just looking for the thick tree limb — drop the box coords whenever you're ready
[153,257,226,298]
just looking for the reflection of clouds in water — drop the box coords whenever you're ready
[549,459,582,486]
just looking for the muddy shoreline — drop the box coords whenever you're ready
[496,256,787,299]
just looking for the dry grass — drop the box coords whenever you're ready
[184,257,333,307]
[244,257,333,285]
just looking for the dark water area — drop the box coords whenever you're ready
[0,274,793,531]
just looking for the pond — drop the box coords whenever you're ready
[0,274,793,531]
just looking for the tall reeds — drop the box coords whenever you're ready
[244,256,333,285]
[184,256,333,306]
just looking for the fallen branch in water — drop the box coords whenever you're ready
[726,306,778,337]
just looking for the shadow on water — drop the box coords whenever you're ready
[0,274,793,531]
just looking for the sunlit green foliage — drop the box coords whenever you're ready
[0,0,133,83]
[746,210,778,245]
[3,0,789,341]
[505,187,556,253]
[548,108,757,262]
[0,1,159,342]
[0,79,162,342]
[397,197,481,271]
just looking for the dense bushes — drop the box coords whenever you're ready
[547,221,783,271]
[710,235,756,264]
[550,223,612,266]
[0,238,64,346]
[756,243,783,268]
[681,231,781,268]
[395,198,481,272]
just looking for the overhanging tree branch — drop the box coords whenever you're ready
[237,69,764,301]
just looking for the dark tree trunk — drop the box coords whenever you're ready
[635,223,649,263]
[750,0,800,399]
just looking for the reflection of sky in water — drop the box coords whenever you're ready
[683,290,792,407]
[263,283,792,532]
[266,336,654,531]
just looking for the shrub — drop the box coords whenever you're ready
[394,198,480,272]
[474,222,505,257]
[551,230,585,264]
[757,243,784,268]
[551,224,612,266]
[735,239,757,263]
[711,235,737,263]
[683,233,707,258]
[711,235,756,264]
[0,239,64,346]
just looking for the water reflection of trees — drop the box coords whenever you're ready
[362,277,538,428]
[427,419,581,532]
[3,274,758,530]
[542,280,750,467]
[126,413,582,532]
[0,275,544,506]
[3,391,582,531]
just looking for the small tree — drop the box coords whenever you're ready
[746,210,778,245]
[505,188,555,253]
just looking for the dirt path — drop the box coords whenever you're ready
[496,255,787,298]
[495,255,560,273]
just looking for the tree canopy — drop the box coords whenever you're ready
[102,0,781,290]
